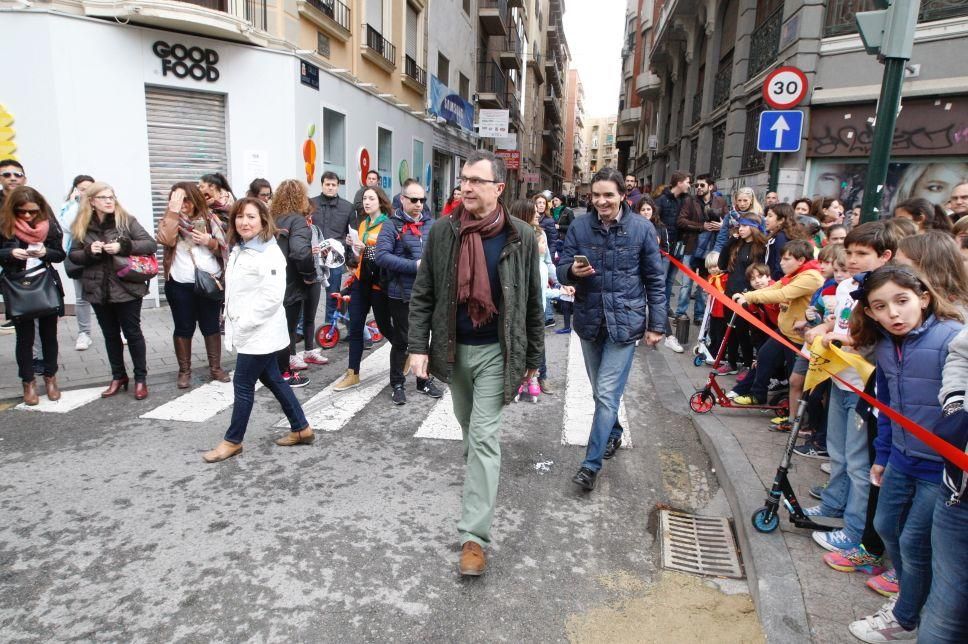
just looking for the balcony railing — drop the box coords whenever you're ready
[740,103,766,175]
[824,0,968,37]
[477,60,507,103]
[305,0,351,32]
[365,24,396,67]
[479,0,509,36]
[712,53,733,109]
[404,55,427,88]
[748,8,782,79]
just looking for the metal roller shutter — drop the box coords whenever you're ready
[145,86,228,299]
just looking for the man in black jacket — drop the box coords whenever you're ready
[654,170,690,351]
[310,171,357,323]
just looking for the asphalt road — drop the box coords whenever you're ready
[0,328,723,641]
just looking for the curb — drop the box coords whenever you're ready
[646,348,811,644]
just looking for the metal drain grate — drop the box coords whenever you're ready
[659,510,744,579]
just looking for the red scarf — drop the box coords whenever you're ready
[402,220,424,238]
[780,259,821,285]
[456,205,506,327]
[14,218,49,244]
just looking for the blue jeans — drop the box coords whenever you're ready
[820,387,869,538]
[918,488,968,643]
[658,255,672,334]
[674,267,705,319]
[664,258,678,314]
[324,265,344,322]
[873,465,937,630]
[579,335,636,472]
[224,352,308,444]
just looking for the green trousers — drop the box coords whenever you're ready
[449,342,505,548]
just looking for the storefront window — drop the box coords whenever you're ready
[377,126,393,190]
[412,139,424,185]
[322,108,346,193]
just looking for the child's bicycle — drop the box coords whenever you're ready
[315,292,384,349]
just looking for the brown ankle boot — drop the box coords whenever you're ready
[459,541,486,576]
[275,426,315,446]
[22,380,39,406]
[202,440,243,463]
[174,336,192,389]
[204,334,231,383]
[43,375,61,401]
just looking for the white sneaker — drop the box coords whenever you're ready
[121,332,127,345]
[849,598,916,643]
[820,462,831,474]
[75,332,92,351]
[302,348,329,365]
[664,335,685,353]
[726,390,739,400]
[289,353,309,371]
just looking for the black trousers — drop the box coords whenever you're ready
[386,297,428,388]
[301,282,321,352]
[15,314,58,382]
[93,299,148,382]
[348,279,392,374]
[276,300,303,374]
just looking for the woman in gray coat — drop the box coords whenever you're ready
[69,182,157,400]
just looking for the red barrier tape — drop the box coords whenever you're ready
[663,251,968,474]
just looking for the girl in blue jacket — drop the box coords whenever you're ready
[847,265,963,643]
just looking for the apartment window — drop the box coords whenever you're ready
[437,53,450,86]
[406,3,419,60]
[322,108,346,191]
[377,126,393,186]
[412,139,424,184]
[367,0,383,32]
[459,73,470,101]
[317,32,331,58]
[463,0,470,15]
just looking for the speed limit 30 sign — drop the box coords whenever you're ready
[763,66,809,110]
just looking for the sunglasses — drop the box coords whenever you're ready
[2,171,25,179]
[15,208,41,216]
[404,195,427,203]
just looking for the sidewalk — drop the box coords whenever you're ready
[0,306,231,400]
[646,339,884,643]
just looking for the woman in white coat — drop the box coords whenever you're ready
[202,198,314,463]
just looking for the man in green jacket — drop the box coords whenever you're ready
[409,150,544,577]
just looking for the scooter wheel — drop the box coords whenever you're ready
[366,320,383,342]
[751,507,780,533]
[769,394,790,412]
[693,355,705,367]
[692,345,701,356]
[689,391,714,414]
[316,324,339,349]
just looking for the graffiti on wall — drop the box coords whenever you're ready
[807,159,968,213]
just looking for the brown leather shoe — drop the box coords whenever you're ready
[101,377,129,398]
[174,336,192,388]
[134,381,149,400]
[22,380,39,406]
[458,541,486,576]
[275,426,315,446]
[202,440,243,463]
[204,334,231,383]
[43,375,61,401]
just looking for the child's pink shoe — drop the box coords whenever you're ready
[526,377,541,403]
[823,545,886,576]
[865,568,898,597]
[513,379,528,403]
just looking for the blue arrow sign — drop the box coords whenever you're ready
[757,110,803,153]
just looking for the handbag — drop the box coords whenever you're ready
[188,247,224,302]
[1,265,64,322]
[63,254,84,279]
[114,254,159,283]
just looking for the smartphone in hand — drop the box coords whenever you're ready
[573,255,589,268]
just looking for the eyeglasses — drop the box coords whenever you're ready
[403,195,427,203]
[258,192,272,198]
[459,176,500,186]
[93,195,116,202]
[1,171,24,179]
[14,208,41,216]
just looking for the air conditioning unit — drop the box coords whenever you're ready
[647,135,658,150]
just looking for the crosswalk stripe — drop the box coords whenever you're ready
[140,373,259,422]
[15,386,105,413]
[413,388,462,440]
[278,341,392,430]
[561,333,631,448]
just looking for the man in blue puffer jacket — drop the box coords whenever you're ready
[557,167,667,492]
[374,179,443,404]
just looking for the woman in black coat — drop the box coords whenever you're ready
[0,187,66,404]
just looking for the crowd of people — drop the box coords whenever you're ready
[2,152,967,636]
